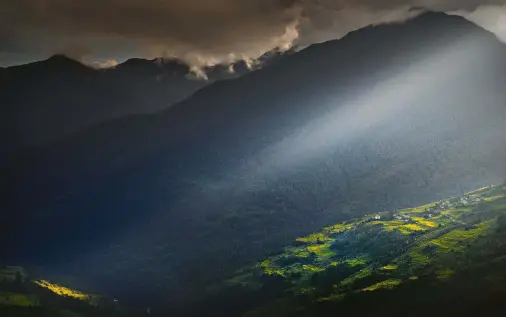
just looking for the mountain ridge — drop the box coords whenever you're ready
[0,50,287,156]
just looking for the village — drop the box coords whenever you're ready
[368,194,485,224]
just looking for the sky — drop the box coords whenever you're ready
[2,1,506,68]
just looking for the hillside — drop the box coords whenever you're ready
[203,185,506,317]
[3,185,506,316]
[0,267,131,317]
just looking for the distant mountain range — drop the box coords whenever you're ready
[3,12,506,314]
[0,51,287,156]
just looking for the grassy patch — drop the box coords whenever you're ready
[340,268,372,287]
[35,280,90,300]
[323,223,353,234]
[346,258,367,267]
[381,221,429,234]
[484,195,505,203]
[362,279,402,292]
[403,223,426,231]
[293,250,311,258]
[302,265,324,273]
[428,221,491,253]
[412,217,438,228]
[381,264,398,270]
[296,233,333,244]
[259,260,285,277]
[307,243,335,257]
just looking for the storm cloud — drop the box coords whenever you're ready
[1,0,506,67]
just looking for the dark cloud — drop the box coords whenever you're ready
[1,0,506,67]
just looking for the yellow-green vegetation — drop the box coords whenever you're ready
[409,250,431,265]
[225,184,506,304]
[362,279,402,292]
[296,232,333,244]
[307,243,335,257]
[381,264,398,270]
[294,250,311,258]
[375,219,431,235]
[404,223,425,231]
[302,265,324,273]
[323,223,353,234]
[484,194,505,202]
[34,280,90,301]
[427,221,491,253]
[0,293,39,306]
[345,258,367,267]
[340,268,372,287]
[412,217,438,228]
[259,259,286,277]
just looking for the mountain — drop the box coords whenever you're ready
[0,52,285,157]
[3,12,506,313]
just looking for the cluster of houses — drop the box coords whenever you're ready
[417,195,484,220]
[425,195,484,215]
[394,214,413,222]
[367,194,485,224]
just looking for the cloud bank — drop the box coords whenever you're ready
[1,0,506,67]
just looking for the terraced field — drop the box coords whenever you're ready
[217,185,506,316]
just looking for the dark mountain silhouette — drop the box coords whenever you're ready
[3,12,506,314]
[0,52,286,158]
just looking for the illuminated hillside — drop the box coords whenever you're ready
[216,185,506,316]
[0,273,116,316]
[34,280,90,301]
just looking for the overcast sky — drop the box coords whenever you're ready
[2,0,506,68]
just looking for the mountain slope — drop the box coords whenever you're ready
[3,12,506,312]
[203,185,506,317]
